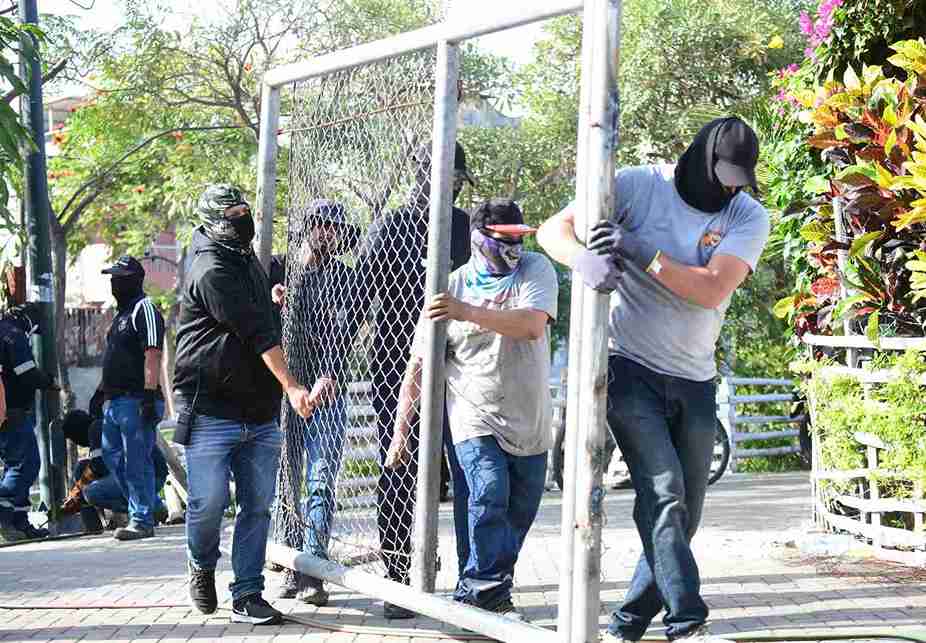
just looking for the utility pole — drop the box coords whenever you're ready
[18,0,64,530]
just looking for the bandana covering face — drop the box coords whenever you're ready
[197,184,254,254]
[674,118,740,214]
[464,229,523,302]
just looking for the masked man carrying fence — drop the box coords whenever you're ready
[0,304,56,542]
[353,142,474,619]
[174,184,316,626]
[269,199,361,606]
[386,198,557,621]
[537,117,770,642]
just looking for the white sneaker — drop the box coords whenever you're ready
[673,625,734,643]
[601,633,638,642]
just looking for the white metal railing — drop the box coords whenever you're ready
[716,376,802,471]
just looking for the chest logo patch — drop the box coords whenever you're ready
[700,229,723,248]
[119,318,129,332]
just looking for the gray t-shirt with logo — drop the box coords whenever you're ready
[607,164,770,382]
[412,251,558,457]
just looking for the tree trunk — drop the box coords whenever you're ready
[160,246,187,419]
[49,219,74,413]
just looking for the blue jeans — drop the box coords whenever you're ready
[0,413,39,527]
[102,396,164,529]
[453,435,546,609]
[445,415,469,578]
[301,402,346,558]
[78,448,169,514]
[605,356,716,640]
[185,415,281,601]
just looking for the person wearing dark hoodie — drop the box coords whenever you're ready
[0,303,56,542]
[537,117,769,643]
[174,184,315,626]
[98,256,166,542]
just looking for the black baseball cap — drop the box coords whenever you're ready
[471,198,536,237]
[102,255,145,278]
[713,118,759,191]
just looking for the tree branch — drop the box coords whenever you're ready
[3,57,69,104]
[58,124,244,226]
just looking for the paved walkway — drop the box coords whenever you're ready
[1,472,925,642]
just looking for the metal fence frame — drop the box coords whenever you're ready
[256,2,618,641]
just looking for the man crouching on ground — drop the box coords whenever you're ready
[174,184,315,626]
[385,198,558,621]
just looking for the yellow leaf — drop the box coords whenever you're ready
[862,65,882,86]
[843,65,861,92]
[767,36,784,49]
[875,163,894,190]
[892,207,926,230]
[885,128,898,155]
[883,102,898,127]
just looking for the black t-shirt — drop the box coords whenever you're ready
[0,319,40,410]
[102,295,166,395]
[353,205,471,375]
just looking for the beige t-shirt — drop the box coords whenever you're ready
[412,252,559,457]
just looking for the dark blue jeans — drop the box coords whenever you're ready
[605,356,716,640]
[78,448,169,514]
[453,435,546,609]
[0,413,39,528]
[102,396,164,529]
[445,415,469,578]
[185,415,281,601]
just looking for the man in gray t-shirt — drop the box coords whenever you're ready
[386,198,558,619]
[538,118,769,643]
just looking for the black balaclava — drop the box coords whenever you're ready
[675,117,741,213]
[197,184,254,254]
[111,274,144,309]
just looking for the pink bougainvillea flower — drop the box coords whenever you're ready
[799,11,814,36]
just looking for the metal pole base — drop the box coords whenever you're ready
[266,543,559,643]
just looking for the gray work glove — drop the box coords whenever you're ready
[574,248,623,293]
[587,220,658,272]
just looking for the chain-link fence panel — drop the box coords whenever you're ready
[272,49,438,582]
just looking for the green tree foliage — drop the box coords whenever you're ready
[457,0,805,361]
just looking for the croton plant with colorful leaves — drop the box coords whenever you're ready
[774,39,926,342]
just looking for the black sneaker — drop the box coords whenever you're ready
[298,577,329,607]
[231,594,283,625]
[113,522,154,541]
[491,598,525,621]
[276,569,300,599]
[16,522,49,539]
[188,565,217,615]
[383,601,415,619]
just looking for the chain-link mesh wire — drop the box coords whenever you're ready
[272,49,438,582]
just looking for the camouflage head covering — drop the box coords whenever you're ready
[197,184,252,252]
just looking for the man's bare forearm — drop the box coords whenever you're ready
[144,349,162,390]
[537,209,584,268]
[395,357,423,437]
[461,305,548,341]
[261,345,300,392]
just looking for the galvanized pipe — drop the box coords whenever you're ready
[254,84,281,271]
[571,0,621,641]
[557,0,598,634]
[412,38,459,593]
[263,1,584,88]
[267,544,560,643]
